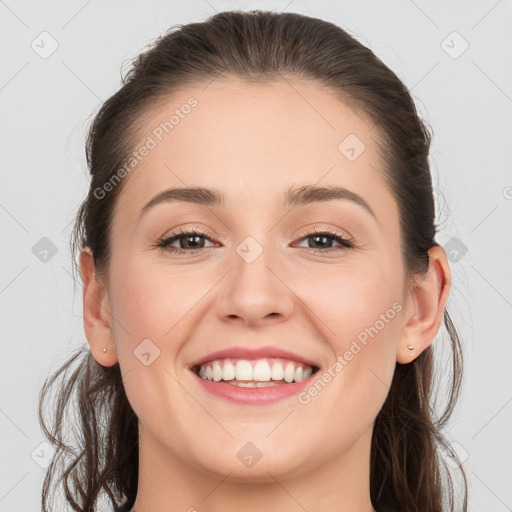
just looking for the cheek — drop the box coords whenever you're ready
[109,257,203,343]
[297,262,402,411]
[108,257,214,405]
[107,261,195,430]
[297,267,400,432]
[299,263,401,348]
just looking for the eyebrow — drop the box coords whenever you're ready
[138,184,377,221]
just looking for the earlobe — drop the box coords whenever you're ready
[79,247,118,367]
[397,244,451,364]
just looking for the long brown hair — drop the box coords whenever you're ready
[38,10,468,511]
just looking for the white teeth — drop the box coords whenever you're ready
[253,361,271,381]
[235,360,253,381]
[232,381,256,388]
[222,361,236,381]
[284,362,295,383]
[271,362,284,380]
[196,357,315,384]
[230,381,279,387]
[212,361,223,382]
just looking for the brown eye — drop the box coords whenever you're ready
[155,226,354,256]
[157,228,216,255]
[294,228,354,253]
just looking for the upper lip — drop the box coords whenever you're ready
[188,345,320,371]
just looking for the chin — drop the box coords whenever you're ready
[191,439,312,483]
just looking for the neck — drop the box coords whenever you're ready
[129,426,376,512]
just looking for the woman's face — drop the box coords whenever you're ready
[93,77,417,481]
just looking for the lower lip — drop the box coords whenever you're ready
[191,371,316,405]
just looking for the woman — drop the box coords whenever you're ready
[38,10,468,512]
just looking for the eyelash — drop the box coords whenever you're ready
[155,226,355,256]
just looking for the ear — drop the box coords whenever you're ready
[79,247,118,367]
[397,244,451,364]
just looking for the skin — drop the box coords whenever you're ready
[80,76,451,512]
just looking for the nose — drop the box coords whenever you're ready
[214,244,295,328]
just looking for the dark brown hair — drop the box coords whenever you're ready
[38,10,468,512]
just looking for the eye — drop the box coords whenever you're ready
[155,226,355,256]
[156,227,217,255]
[293,227,354,254]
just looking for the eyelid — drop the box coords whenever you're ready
[158,224,355,245]
[293,225,355,245]
[155,223,357,257]
[161,224,217,240]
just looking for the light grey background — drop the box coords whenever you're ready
[1,0,511,510]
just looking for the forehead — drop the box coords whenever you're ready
[114,77,396,225]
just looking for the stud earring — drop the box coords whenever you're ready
[102,347,107,353]
[407,345,413,350]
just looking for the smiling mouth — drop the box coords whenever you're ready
[191,357,320,387]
